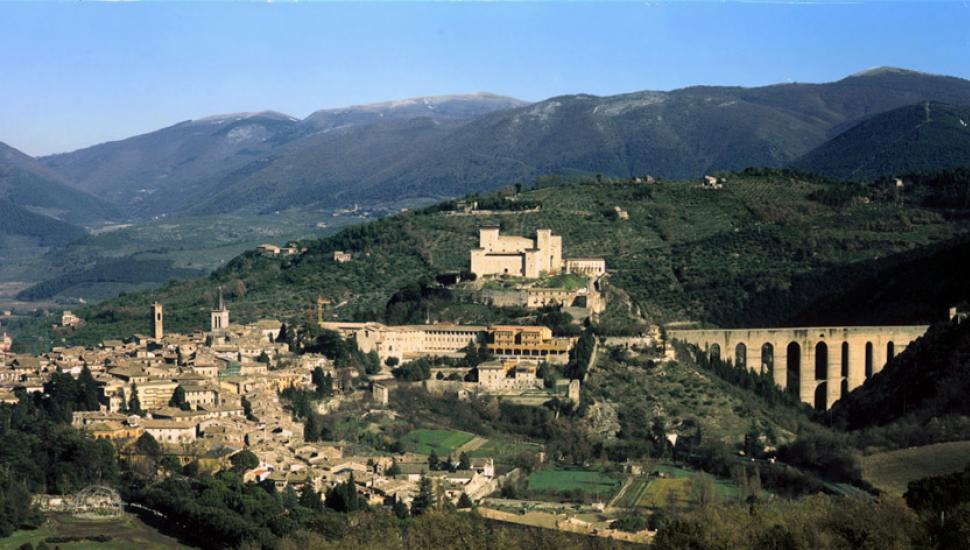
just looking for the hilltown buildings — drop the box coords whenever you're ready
[3,256,577,512]
[61,310,84,328]
[319,321,575,365]
[477,359,542,392]
[487,325,574,364]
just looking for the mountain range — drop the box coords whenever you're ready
[27,67,970,221]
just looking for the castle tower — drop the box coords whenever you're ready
[152,302,164,340]
[211,287,230,333]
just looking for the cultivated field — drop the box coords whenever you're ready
[400,428,476,455]
[862,440,970,495]
[527,467,621,500]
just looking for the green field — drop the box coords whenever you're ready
[612,476,651,508]
[862,440,970,495]
[526,467,621,499]
[533,273,588,291]
[467,437,542,461]
[633,466,740,509]
[3,513,194,550]
[400,428,476,455]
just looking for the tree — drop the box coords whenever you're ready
[364,351,381,375]
[689,472,719,509]
[299,485,323,511]
[283,486,300,510]
[304,413,320,442]
[386,461,401,477]
[160,455,182,473]
[385,357,400,368]
[128,384,143,415]
[411,476,434,516]
[169,386,190,410]
[0,470,42,537]
[458,452,471,471]
[77,366,101,410]
[312,367,333,397]
[257,351,271,365]
[310,330,348,361]
[230,450,260,473]
[325,475,364,512]
[135,432,162,459]
[428,450,440,471]
[457,493,473,509]
[392,497,410,519]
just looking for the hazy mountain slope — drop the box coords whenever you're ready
[42,112,303,216]
[0,199,85,246]
[792,102,970,180]
[188,116,464,215]
[39,68,970,218]
[181,68,970,214]
[0,141,117,224]
[303,92,528,129]
[41,95,526,218]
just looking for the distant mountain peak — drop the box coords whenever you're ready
[847,66,933,79]
[330,92,526,112]
[301,92,529,129]
[192,110,298,124]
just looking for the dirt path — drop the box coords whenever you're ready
[456,436,488,454]
[607,476,636,509]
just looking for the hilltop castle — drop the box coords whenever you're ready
[469,226,605,279]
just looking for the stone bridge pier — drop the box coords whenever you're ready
[668,325,929,410]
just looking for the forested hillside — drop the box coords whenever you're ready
[0,141,117,224]
[0,200,85,246]
[830,319,970,435]
[45,168,970,346]
[793,101,970,181]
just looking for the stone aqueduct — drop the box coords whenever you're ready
[668,325,929,410]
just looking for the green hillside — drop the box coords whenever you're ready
[0,199,85,246]
[791,233,970,326]
[44,169,970,346]
[0,141,118,225]
[829,319,970,435]
[793,101,970,180]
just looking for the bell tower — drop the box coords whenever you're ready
[211,287,230,333]
[152,302,164,340]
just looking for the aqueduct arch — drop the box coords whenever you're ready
[669,325,929,410]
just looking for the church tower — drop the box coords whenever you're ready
[152,302,164,340]
[211,287,230,333]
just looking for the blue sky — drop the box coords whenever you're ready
[1,1,968,156]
